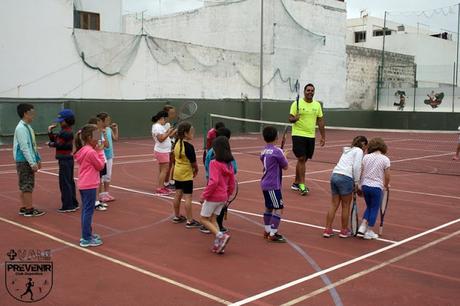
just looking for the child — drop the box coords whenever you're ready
[260,126,288,242]
[357,137,390,240]
[48,109,79,212]
[200,136,235,254]
[152,111,176,195]
[201,127,238,234]
[74,124,106,247]
[171,122,201,228]
[203,122,225,164]
[97,112,119,202]
[453,126,460,160]
[323,136,368,238]
[13,103,45,217]
[163,105,177,189]
[88,117,109,211]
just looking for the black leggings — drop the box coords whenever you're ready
[216,206,228,230]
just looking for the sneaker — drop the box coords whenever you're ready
[185,220,201,229]
[74,205,80,211]
[339,228,352,238]
[99,194,112,202]
[23,208,45,217]
[80,233,101,243]
[156,188,171,195]
[299,184,309,196]
[323,228,335,238]
[95,200,108,207]
[363,229,379,240]
[219,227,228,233]
[95,204,107,211]
[200,225,211,234]
[216,233,231,253]
[268,233,286,243]
[57,207,77,213]
[166,183,175,190]
[106,194,115,201]
[357,222,368,237]
[453,156,459,160]
[18,207,27,215]
[172,215,187,224]
[291,183,300,191]
[79,237,103,248]
[263,231,270,240]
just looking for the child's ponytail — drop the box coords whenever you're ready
[75,130,83,153]
[74,124,97,153]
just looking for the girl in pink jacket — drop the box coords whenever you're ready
[74,124,106,248]
[200,136,235,254]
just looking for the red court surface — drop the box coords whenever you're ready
[0,132,459,305]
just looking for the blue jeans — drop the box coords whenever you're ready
[362,185,383,227]
[80,189,96,240]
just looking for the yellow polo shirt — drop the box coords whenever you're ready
[289,98,323,138]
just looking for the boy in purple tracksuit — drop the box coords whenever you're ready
[260,126,289,242]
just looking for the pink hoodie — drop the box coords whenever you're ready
[74,145,105,190]
[201,160,235,202]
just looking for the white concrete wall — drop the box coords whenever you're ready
[0,0,347,108]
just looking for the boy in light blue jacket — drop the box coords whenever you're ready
[13,103,45,217]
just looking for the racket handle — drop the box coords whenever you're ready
[379,226,383,235]
[224,211,227,220]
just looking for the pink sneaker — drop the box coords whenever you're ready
[99,194,111,202]
[339,228,352,238]
[323,228,334,238]
[105,194,115,202]
[216,233,231,254]
[453,156,459,160]
[155,188,171,195]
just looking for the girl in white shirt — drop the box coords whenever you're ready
[324,136,368,238]
[357,137,391,240]
[152,111,176,195]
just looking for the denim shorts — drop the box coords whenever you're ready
[330,173,354,196]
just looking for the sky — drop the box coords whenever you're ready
[123,0,460,32]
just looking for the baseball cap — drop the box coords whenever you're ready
[55,109,75,122]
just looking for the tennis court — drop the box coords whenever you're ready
[1,118,459,305]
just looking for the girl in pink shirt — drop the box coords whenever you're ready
[357,138,391,240]
[200,136,235,254]
[74,124,106,248]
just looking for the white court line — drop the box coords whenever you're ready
[229,218,460,306]
[0,217,231,305]
[281,229,460,305]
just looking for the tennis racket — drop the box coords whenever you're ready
[224,179,238,220]
[350,191,359,236]
[280,125,291,150]
[379,188,390,235]
[174,101,198,127]
[295,79,300,114]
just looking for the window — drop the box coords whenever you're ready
[354,31,366,43]
[373,29,392,37]
[74,10,100,30]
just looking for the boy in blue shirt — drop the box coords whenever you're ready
[261,126,288,242]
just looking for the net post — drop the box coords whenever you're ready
[203,112,209,150]
[413,64,417,112]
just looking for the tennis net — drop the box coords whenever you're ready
[209,114,460,176]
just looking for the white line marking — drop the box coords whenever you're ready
[229,218,460,306]
[0,217,231,305]
[281,229,460,306]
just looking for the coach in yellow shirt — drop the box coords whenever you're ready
[288,83,326,195]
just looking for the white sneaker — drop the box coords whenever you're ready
[363,229,378,240]
[356,222,368,237]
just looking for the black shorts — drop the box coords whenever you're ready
[263,190,284,210]
[292,136,315,159]
[175,180,193,194]
[99,163,107,178]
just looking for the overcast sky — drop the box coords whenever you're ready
[123,0,460,31]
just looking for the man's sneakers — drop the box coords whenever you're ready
[185,219,201,229]
[299,184,309,196]
[80,236,103,248]
[172,215,187,224]
[291,183,309,195]
[57,207,77,213]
